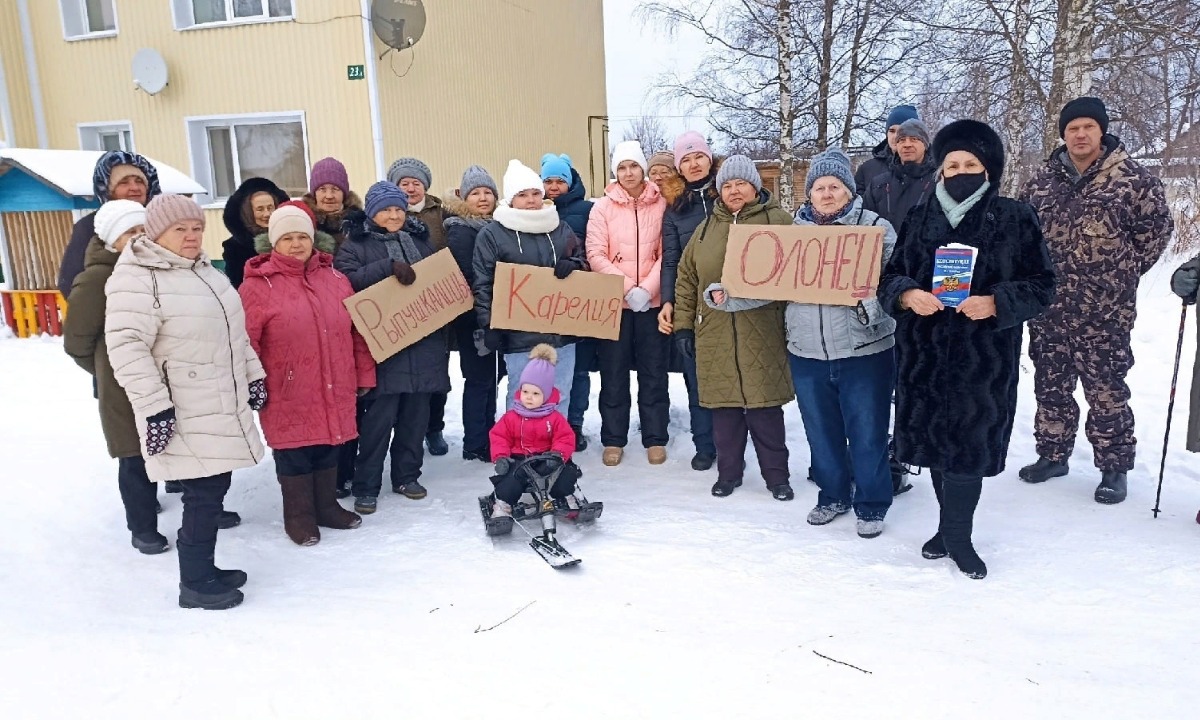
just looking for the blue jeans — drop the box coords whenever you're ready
[790,350,895,521]
[682,354,716,455]
[506,343,576,411]
[568,338,597,427]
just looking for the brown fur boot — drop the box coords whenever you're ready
[278,474,320,546]
[313,466,363,530]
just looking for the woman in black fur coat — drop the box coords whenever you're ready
[879,119,1056,579]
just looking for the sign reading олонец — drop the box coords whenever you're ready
[344,249,473,362]
[490,262,624,341]
[720,224,884,306]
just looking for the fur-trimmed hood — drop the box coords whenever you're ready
[223,177,289,241]
[442,195,493,231]
[252,229,337,255]
[661,157,723,209]
[301,190,364,236]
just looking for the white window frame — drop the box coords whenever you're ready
[171,0,293,31]
[78,121,135,152]
[59,0,118,41]
[185,111,309,207]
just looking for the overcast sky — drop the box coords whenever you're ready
[602,0,711,145]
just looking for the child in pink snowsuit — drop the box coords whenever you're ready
[489,344,580,517]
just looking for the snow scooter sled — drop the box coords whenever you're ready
[478,453,603,569]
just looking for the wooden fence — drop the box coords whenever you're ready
[2,210,74,291]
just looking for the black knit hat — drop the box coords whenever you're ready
[1058,96,1109,138]
[931,119,1005,184]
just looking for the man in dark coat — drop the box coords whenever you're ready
[863,118,937,230]
[542,153,596,450]
[854,104,918,192]
[1018,97,1174,505]
[221,177,288,289]
[58,151,161,297]
[1169,258,1200,524]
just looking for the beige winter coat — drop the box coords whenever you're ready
[104,236,266,482]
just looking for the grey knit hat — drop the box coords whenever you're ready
[715,155,762,192]
[386,157,432,189]
[459,165,497,199]
[896,118,931,147]
[806,149,856,197]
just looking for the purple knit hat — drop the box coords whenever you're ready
[519,344,558,399]
[310,157,349,195]
[673,130,713,167]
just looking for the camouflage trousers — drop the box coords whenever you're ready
[1028,322,1135,471]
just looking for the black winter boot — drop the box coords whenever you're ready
[177,540,244,610]
[217,510,241,529]
[1019,457,1069,484]
[571,425,588,452]
[711,477,742,497]
[165,480,184,494]
[1094,470,1128,505]
[922,471,947,560]
[940,474,987,579]
[691,452,716,471]
[132,531,169,555]
[425,431,449,456]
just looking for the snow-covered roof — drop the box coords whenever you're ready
[0,148,204,197]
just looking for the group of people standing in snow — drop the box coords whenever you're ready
[56,93,1189,610]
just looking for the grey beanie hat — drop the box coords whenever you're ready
[896,118,931,148]
[806,148,856,197]
[387,157,432,189]
[459,165,498,199]
[715,155,762,192]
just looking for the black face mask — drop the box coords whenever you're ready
[943,172,987,203]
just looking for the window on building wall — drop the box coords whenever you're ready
[174,0,292,28]
[60,0,117,39]
[79,123,135,153]
[187,115,308,203]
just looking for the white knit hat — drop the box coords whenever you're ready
[502,159,544,204]
[93,199,146,251]
[611,140,648,176]
[268,202,315,246]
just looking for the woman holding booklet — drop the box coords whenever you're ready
[879,119,1056,579]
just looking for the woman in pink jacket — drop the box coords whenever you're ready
[586,140,670,467]
[239,201,377,546]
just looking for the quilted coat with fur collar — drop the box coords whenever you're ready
[302,191,363,249]
[586,180,666,308]
[104,236,266,482]
[239,250,377,450]
[673,191,795,409]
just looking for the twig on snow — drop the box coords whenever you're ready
[473,601,537,633]
[812,650,872,674]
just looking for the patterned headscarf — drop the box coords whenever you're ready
[92,150,161,202]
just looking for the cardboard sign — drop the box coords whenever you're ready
[344,249,473,362]
[490,262,624,341]
[720,224,884,306]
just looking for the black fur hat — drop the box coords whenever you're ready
[931,119,1005,184]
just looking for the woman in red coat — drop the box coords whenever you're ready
[239,201,377,545]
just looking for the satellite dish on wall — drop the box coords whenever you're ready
[132,48,169,95]
[371,0,426,54]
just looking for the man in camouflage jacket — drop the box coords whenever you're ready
[1018,97,1173,505]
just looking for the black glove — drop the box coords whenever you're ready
[675,329,696,360]
[145,408,176,456]
[392,261,416,286]
[483,329,504,353]
[248,378,267,411]
[553,258,577,280]
[1171,263,1199,305]
[495,457,512,476]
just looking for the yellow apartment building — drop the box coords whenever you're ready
[0,0,609,259]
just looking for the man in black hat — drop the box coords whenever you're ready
[1018,97,1174,505]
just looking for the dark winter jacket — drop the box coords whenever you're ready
[58,151,160,296]
[674,190,795,409]
[444,196,494,340]
[302,191,364,250]
[334,209,451,396]
[553,168,594,242]
[221,177,289,289]
[1179,254,1200,453]
[862,155,938,230]
[660,165,720,305]
[240,249,376,450]
[471,202,587,355]
[413,194,449,252]
[1019,135,1173,335]
[62,236,141,458]
[854,139,894,193]
[879,189,1056,477]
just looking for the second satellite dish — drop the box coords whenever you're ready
[132,48,169,95]
[371,0,426,51]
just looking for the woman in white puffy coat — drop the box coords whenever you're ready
[105,194,265,611]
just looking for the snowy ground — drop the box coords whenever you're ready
[2,261,1199,720]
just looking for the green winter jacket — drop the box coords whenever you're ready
[62,236,142,459]
[673,192,795,409]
